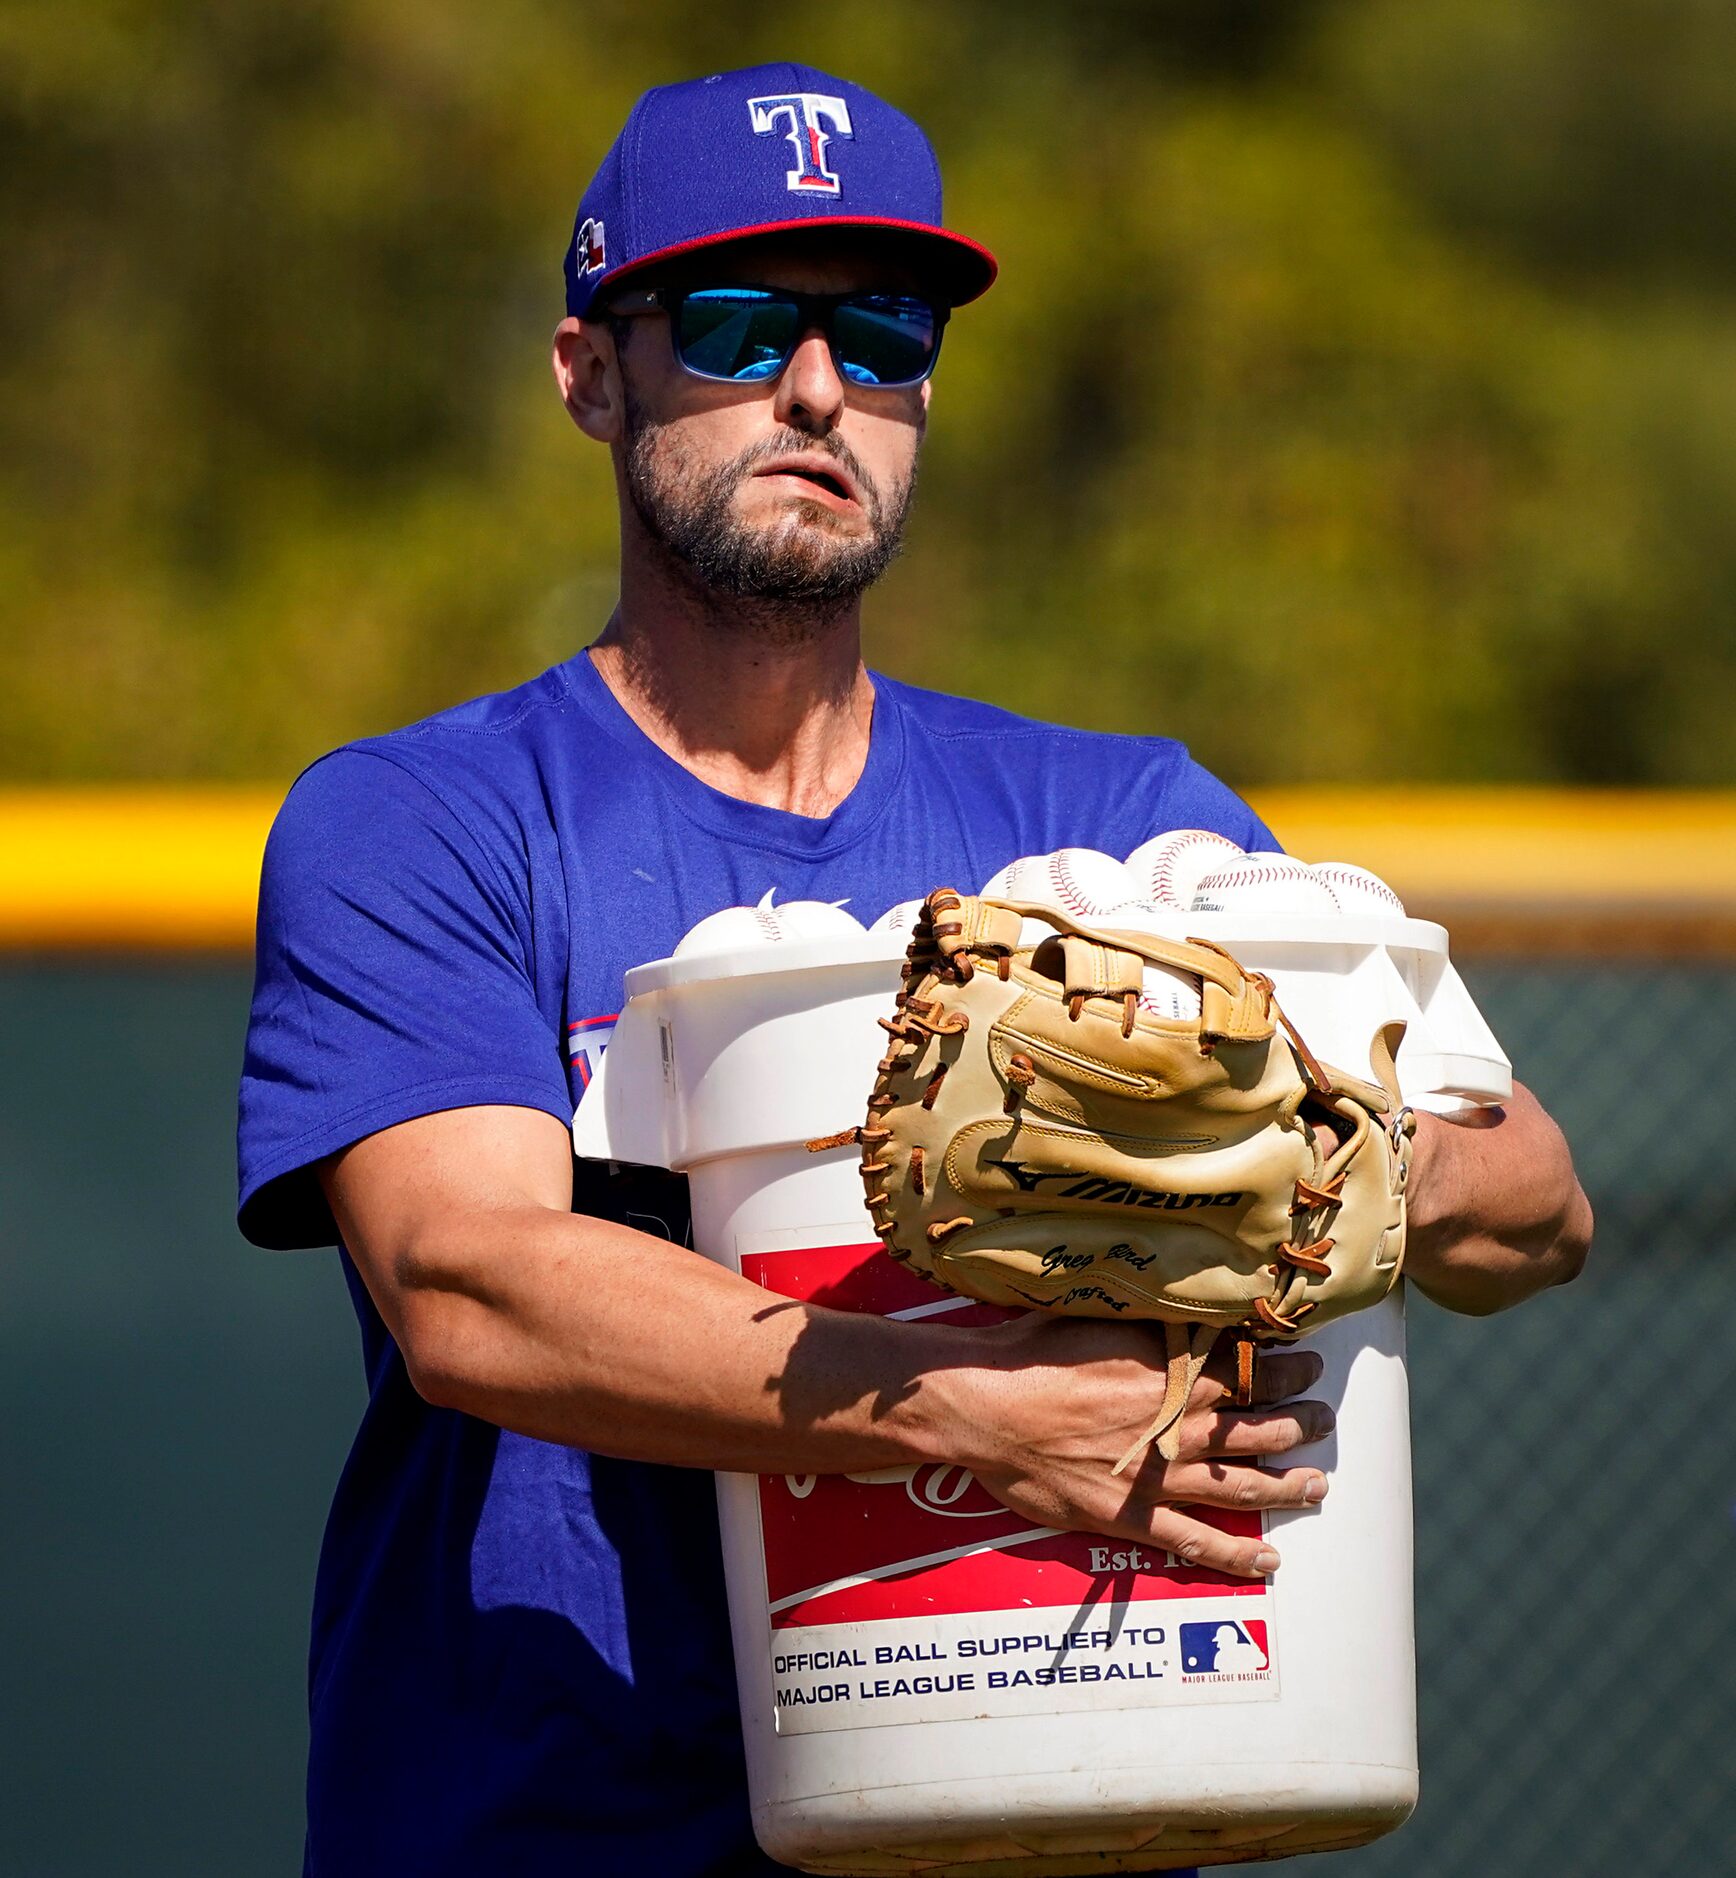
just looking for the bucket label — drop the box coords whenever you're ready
[741,1237,1280,1733]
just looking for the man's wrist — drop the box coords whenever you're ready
[876,1318,1003,1474]
[1403,1109,1444,1238]
[1403,1104,1496,1243]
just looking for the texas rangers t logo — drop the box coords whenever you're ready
[747,93,854,195]
[567,1012,617,1089]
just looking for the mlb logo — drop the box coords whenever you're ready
[1180,1618,1270,1676]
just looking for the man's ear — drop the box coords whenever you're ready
[552,316,623,443]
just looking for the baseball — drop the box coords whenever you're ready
[983,848,1138,922]
[1137,962,1204,1022]
[1312,862,1406,917]
[1190,852,1340,915]
[1102,900,1205,1021]
[773,900,866,940]
[1124,828,1244,910]
[979,853,1043,899]
[671,902,783,957]
[868,898,928,937]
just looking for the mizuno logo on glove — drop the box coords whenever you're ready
[986,1159,1243,1210]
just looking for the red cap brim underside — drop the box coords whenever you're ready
[592,215,998,307]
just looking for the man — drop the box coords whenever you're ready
[238,63,1590,1876]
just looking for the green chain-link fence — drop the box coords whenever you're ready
[5,962,1733,1875]
[1241,964,1736,1878]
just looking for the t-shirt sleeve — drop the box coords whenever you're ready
[1147,753,1281,854]
[237,749,572,1250]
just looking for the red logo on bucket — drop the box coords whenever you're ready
[742,1241,1265,1630]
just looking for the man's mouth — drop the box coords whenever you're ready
[752,455,861,508]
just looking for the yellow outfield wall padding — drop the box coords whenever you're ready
[0,786,1733,953]
[1250,789,1736,909]
[0,788,281,952]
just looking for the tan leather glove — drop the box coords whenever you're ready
[854,890,1416,1467]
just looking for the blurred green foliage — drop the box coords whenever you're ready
[3,0,1733,784]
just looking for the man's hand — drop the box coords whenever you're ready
[939,1321,1330,1580]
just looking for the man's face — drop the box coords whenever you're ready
[606,235,934,620]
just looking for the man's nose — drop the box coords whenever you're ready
[772,324,846,435]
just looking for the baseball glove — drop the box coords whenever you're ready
[846,889,1416,1469]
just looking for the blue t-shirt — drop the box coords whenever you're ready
[238,650,1273,1876]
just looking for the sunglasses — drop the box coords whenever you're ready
[603,285,948,389]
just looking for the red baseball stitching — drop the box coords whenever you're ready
[1195,859,1319,893]
[1314,865,1403,910]
[1150,831,1239,906]
[1049,853,1124,916]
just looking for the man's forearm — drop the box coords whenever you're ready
[1403,1080,1592,1314]
[359,1200,975,1473]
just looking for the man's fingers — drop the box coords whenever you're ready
[1140,1460,1327,1514]
[1138,1507,1283,1580]
[1194,1348,1322,1410]
[1040,1461,1322,1579]
[1175,1400,1334,1461]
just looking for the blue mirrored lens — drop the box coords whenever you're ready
[674,290,939,387]
[833,297,938,386]
[677,290,800,382]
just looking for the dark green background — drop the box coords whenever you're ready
[8,0,1736,788]
[4,962,1732,1875]
[2,966,358,1874]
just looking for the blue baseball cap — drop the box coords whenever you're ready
[563,62,997,318]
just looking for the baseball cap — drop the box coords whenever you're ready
[563,62,997,318]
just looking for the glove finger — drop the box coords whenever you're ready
[1143,1459,1328,1513]
[1174,1401,1334,1462]
[1195,1346,1322,1410]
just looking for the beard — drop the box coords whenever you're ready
[621,389,917,630]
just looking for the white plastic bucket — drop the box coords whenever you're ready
[574,915,1509,1875]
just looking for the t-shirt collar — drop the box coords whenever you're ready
[559,646,906,859]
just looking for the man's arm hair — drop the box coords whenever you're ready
[320,1105,943,1472]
